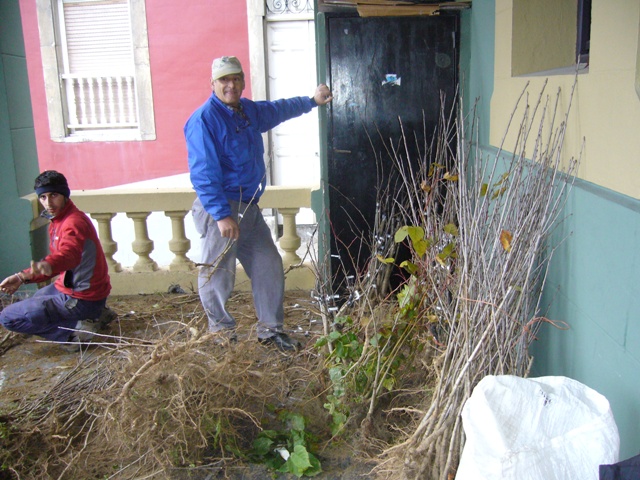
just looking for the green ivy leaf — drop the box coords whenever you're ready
[286,412,306,432]
[328,367,344,384]
[328,331,343,341]
[443,223,459,236]
[407,226,425,244]
[265,455,286,470]
[399,260,418,275]
[305,452,323,476]
[397,280,416,308]
[395,225,424,244]
[251,436,273,456]
[382,376,395,391]
[285,445,313,477]
[376,254,395,264]
[413,238,428,257]
[440,242,455,259]
[291,429,306,448]
[394,226,409,243]
[436,242,457,266]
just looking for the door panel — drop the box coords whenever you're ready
[267,19,318,224]
[325,14,458,290]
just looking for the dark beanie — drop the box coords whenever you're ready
[35,184,71,198]
[34,170,71,198]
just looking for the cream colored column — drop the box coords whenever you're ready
[127,212,158,272]
[91,212,122,273]
[636,9,640,100]
[165,210,194,271]
[278,207,301,266]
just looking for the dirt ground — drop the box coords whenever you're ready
[0,290,319,409]
[0,290,378,479]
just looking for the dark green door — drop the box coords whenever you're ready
[324,13,459,293]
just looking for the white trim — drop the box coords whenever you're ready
[266,12,314,21]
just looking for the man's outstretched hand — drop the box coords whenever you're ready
[0,275,22,295]
[313,84,333,106]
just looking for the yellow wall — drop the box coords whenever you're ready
[491,0,640,199]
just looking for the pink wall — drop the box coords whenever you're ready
[19,0,252,190]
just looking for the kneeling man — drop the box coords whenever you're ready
[0,170,115,351]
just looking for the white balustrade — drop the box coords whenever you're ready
[127,211,158,272]
[61,74,138,130]
[92,212,122,273]
[165,210,194,272]
[25,186,318,294]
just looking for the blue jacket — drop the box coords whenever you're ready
[185,93,317,220]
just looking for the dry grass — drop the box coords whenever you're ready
[0,291,354,479]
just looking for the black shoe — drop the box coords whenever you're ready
[259,332,298,352]
[213,330,238,345]
[86,307,118,330]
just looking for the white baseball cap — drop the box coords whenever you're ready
[211,56,243,80]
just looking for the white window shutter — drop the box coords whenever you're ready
[63,0,134,75]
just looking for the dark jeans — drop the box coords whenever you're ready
[0,284,106,343]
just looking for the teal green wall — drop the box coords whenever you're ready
[462,0,640,461]
[460,2,494,147]
[0,0,41,281]
[533,182,640,460]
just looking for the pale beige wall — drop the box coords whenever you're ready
[492,0,640,199]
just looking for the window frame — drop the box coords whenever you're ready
[576,0,592,66]
[36,0,156,142]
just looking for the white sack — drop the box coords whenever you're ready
[456,375,619,480]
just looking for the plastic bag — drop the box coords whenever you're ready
[456,375,619,480]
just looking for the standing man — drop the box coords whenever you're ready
[184,55,332,351]
[0,170,115,351]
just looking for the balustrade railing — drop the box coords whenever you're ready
[26,186,317,294]
[61,74,138,130]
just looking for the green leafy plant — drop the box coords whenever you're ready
[248,411,322,478]
[0,420,16,473]
[0,421,11,440]
[315,308,422,436]
[315,316,363,435]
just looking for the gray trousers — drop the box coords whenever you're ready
[192,198,284,339]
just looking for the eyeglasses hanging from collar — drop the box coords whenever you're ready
[233,107,251,133]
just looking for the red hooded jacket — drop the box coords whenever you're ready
[26,199,111,301]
